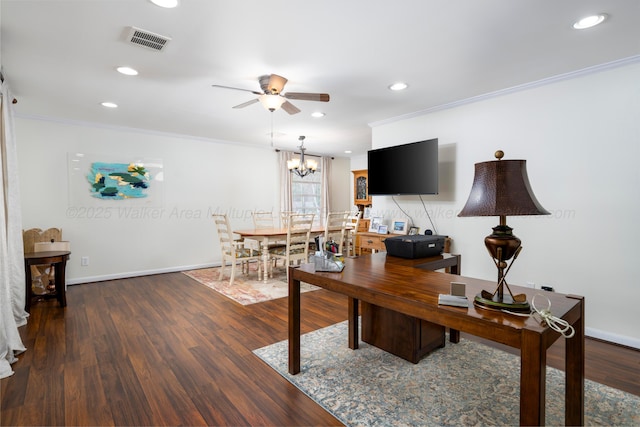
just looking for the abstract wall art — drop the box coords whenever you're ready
[68,153,164,208]
[88,162,151,199]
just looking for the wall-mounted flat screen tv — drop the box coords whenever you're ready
[367,138,438,195]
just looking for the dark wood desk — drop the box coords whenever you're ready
[24,250,70,312]
[288,252,584,426]
[361,253,462,363]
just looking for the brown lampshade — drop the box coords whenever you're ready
[458,154,549,217]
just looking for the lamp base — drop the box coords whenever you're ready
[473,293,531,313]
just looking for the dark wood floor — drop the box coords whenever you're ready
[2,271,639,426]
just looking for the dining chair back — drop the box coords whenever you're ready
[345,211,361,256]
[252,211,274,229]
[270,213,315,280]
[279,211,296,228]
[213,214,261,285]
[324,211,350,254]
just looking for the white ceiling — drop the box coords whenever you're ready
[1,0,639,157]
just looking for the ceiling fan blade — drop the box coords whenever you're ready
[212,84,261,95]
[232,98,260,109]
[284,92,330,102]
[281,101,301,115]
[267,74,288,94]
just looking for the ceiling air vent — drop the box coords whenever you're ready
[126,26,171,51]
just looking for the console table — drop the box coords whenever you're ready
[24,250,70,312]
[288,253,584,426]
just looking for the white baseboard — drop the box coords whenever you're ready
[66,262,220,286]
[585,327,640,350]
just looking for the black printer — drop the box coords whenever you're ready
[383,234,446,259]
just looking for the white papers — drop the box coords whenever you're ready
[438,294,469,308]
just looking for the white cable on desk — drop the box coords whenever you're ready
[531,294,575,338]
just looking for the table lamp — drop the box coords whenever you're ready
[458,150,550,312]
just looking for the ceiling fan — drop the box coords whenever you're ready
[212,74,330,115]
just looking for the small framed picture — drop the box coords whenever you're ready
[377,224,388,234]
[363,207,372,219]
[408,226,420,236]
[391,218,408,235]
[368,216,383,232]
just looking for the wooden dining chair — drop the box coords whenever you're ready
[324,211,350,254]
[251,210,286,271]
[269,213,315,281]
[251,211,275,229]
[279,211,296,228]
[345,211,361,256]
[213,214,262,285]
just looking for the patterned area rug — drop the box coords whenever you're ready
[254,321,639,426]
[182,265,318,305]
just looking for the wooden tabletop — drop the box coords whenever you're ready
[234,226,325,237]
[24,251,71,262]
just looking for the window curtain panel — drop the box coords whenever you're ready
[279,151,330,225]
[0,79,27,379]
[320,156,331,223]
[278,150,293,213]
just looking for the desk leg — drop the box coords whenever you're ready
[565,298,585,426]
[24,261,32,313]
[520,328,546,426]
[288,267,301,375]
[449,255,461,343]
[449,255,461,275]
[348,297,359,349]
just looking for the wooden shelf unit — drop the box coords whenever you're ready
[352,169,371,211]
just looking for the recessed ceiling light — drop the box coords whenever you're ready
[388,82,408,91]
[344,150,352,154]
[117,66,138,76]
[149,0,179,8]
[101,102,118,108]
[311,112,325,118]
[573,14,607,29]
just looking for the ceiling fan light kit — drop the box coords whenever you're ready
[259,94,286,111]
[212,73,330,115]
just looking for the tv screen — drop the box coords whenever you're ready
[367,138,438,195]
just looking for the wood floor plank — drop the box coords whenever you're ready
[2,270,638,426]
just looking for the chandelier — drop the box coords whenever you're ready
[287,136,317,178]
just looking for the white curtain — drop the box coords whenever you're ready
[320,156,331,221]
[278,150,293,213]
[278,150,331,224]
[0,79,27,379]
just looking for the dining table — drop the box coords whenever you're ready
[234,225,330,282]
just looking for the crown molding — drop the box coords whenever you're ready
[370,55,640,128]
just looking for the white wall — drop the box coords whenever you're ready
[371,61,640,348]
[16,118,351,284]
